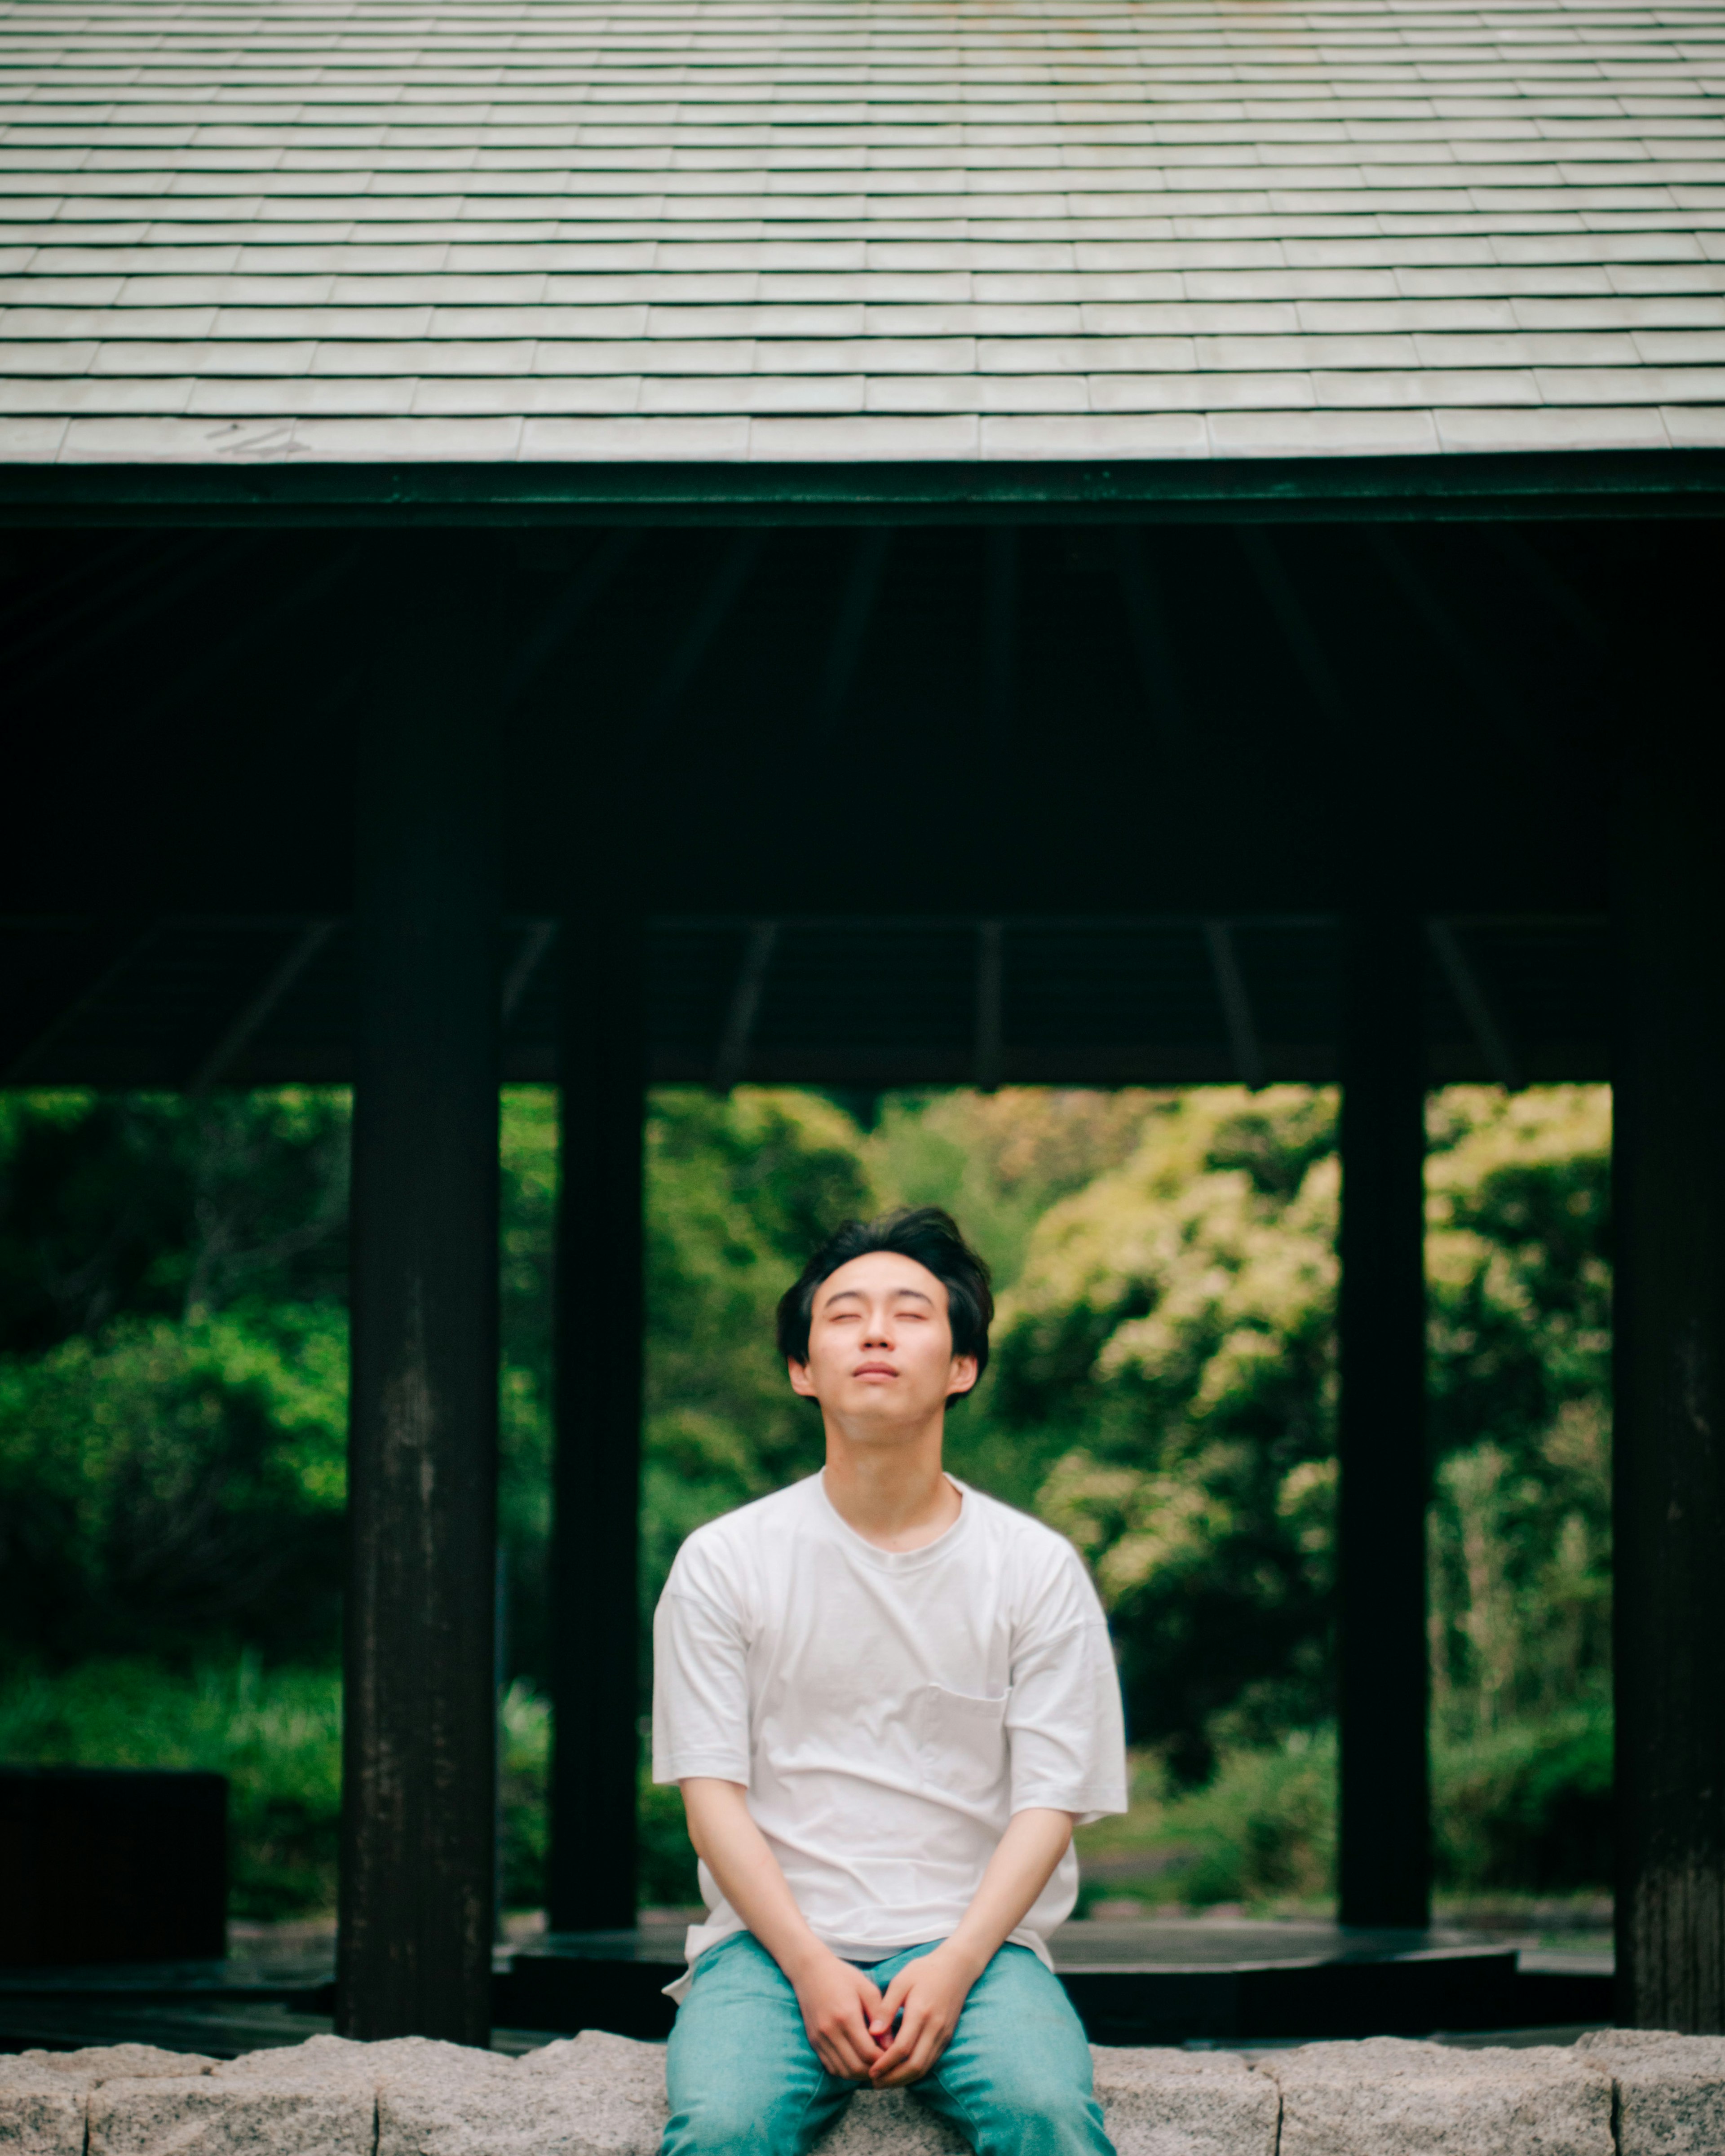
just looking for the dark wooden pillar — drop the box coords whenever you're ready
[548,912,645,1932]
[1336,911,1432,1929]
[1615,673,1725,2031]
[337,543,500,2043]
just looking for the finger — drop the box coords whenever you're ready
[823,2028,874,2081]
[880,2011,952,2088]
[867,2006,924,2082]
[878,2031,942,2089]
[871,1966,920,2032]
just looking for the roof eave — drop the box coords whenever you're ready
[2,449,1721,528]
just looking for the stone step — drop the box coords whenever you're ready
[4,2027,1723,2156]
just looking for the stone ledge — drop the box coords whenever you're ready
[4,2029,1723,2156]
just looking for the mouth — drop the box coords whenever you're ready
[853,1363,898,1379]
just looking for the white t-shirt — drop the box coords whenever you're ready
[651,1470,1127,1988]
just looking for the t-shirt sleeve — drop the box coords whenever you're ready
[650,1535,752,1787]
[1005,1543,1128,1825]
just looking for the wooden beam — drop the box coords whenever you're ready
[499,532,643,710]
[187,919,334,1094]
[1487,529,1610,654]
[549,910,645,1933]
[501,919,557,1029]
[1202,919,1265,1090]
[1426,917,1523,1090]
[1113,528,1186,743]
[1614,588,1725,2031]
[711,920,778,1094]
[2,920,160,1083]
[1336,910,1431,1931]
[975,919,1004,1093]
[1236,529,1350,737]
[1367,531,1530,754]
[814,530,891,742]
[338,539,499,2047]
[7,448,1719,526]
[642,532,765,742]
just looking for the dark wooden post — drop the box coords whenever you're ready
[548,911,646,1932]
[1336,911,1432,1929]
[337,542,500,2044]
[1615,685,1725,2031]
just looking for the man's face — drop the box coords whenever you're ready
[788,1250,978,1428]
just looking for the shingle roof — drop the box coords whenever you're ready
[1,0,1722,469]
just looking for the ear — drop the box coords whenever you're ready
[787,1358,819,1399]
[945,1353,980,1401]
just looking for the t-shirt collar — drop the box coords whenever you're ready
[813,1467,972,1571]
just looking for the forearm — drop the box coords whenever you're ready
[681,1776,888,2079]
[942,1807,1076,1977]
[678,1776,828,1980]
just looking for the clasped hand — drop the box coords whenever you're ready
[792,1941,979,2087]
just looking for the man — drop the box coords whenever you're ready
[652,1206,1127,2156]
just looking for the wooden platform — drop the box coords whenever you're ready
[0,1917,1613,2057]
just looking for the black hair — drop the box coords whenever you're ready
[775,1206,994,1400]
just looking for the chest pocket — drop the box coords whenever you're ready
[916,1683,1010,1802]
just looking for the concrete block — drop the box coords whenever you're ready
[1265,2035,1612,2156]
[518,2031,669,2154]
[818,2088,967,2156]
[18,2049,216,2084]
[1575,2029,1725,2155]
[90,2056,372,2156]
[0,2059,93,2156]
[5,2044,220,2156]
[376,2034,659,2156]
[1093,2047,1279,2156]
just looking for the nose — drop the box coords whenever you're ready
[861,1310,893,1348]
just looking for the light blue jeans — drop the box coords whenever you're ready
[661,1932,1115,2156]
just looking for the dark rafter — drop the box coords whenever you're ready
[1366,532,1532,757]
[1427,918,1524,1091]
[1,919,160,1084]
[814,530,891,744]
[1236,529,1350,739]
[500,532,644,711]
[710,920,778,1095]
[501,920,557,1030]
[1113,527,1187,747]
[974,919,1004,1094]
[188,919,336,1094]
[1203,919,1265,1091]
[641,533,765,744]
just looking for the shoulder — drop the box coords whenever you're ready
[959,1484,1106,1626]
[667,1476,819,1596]
[962,1485,1093,1585]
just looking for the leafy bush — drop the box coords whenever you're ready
[1076,1706,1613,1914]
[1434,1707,1613,1893]
[0,1655,341,1918]
[0,1657,565,1922]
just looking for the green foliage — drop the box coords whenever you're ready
[0,1311,349,1661]
[0,1655,560,1921]
[1434,1707,1613,1893]
[0,1090,353,1665]
[987,1089,1342,1778]
[1075,1729,1338,1912]
[0,1077,1614,1918]
[1425,1088,1612,1736]
[0,1655,342,1918]
[1076,1705,1613,1913]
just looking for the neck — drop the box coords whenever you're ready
[821,1414,960,1551]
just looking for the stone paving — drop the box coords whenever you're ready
[5,2027,1725,2156]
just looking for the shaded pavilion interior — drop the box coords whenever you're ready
[2,504,1722,2041]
